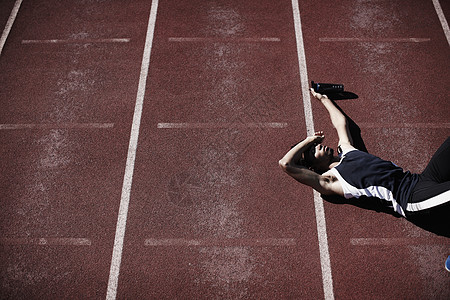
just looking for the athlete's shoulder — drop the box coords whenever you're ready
[337,143,357,156]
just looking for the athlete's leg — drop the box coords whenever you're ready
[406,137,450,236]
[406,180,450,236]
[421,137,450,183]
[409,180,450,206]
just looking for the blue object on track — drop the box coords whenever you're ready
[445,255,450,272]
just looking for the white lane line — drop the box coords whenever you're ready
[144,238,297,247]
[0,0,23,56]
[358,122,450,129]
[157,122,288,129]
[292,1,334,300]
[432,0,450,47]
[168,37,280,42]
[319,37,430,43]
[106,1,158,299]
[351,237,450,246]
[0,123,114,129]
[0,238,91,246]
[22,38,131,44]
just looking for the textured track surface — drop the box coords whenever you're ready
[1,0,449,299]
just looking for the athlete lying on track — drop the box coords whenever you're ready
[279,88,450,230]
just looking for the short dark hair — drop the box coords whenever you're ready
[302,145,315,170]
[291,142,315,170]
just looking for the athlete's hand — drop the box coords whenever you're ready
[310,131,325,143]
[314,131,324,137]
[310,88,328,101]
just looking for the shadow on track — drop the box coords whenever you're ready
[327,91,359,101]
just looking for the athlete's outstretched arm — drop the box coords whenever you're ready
[310,88,354,148]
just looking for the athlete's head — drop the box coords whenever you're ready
[303,143,335,173]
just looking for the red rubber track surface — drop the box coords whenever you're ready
[0,0,449,299]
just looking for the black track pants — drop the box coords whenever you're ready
[406,137,450,234]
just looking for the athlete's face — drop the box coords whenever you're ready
[307,143,334,171]
[311,143,333,159]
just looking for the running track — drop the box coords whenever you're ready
[0,0,449,299]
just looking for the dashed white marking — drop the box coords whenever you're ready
[144,238,297,246]
[432,0,450,47]
[0,123,114,130]
[319,37,430,43]
[157,122,288,129]
[168,37,280,42]
[0,0,23,56]
[292,1,334,299]
[0,237,91,246]
[351,237,450,246]
[22,38,130,44]
[106,1,159,300]
[358,123,450,129]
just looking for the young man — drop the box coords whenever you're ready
[279,88,450,229]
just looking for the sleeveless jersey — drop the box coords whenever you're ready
[330,149,419,216]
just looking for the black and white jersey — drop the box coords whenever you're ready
[330,149,419,217]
